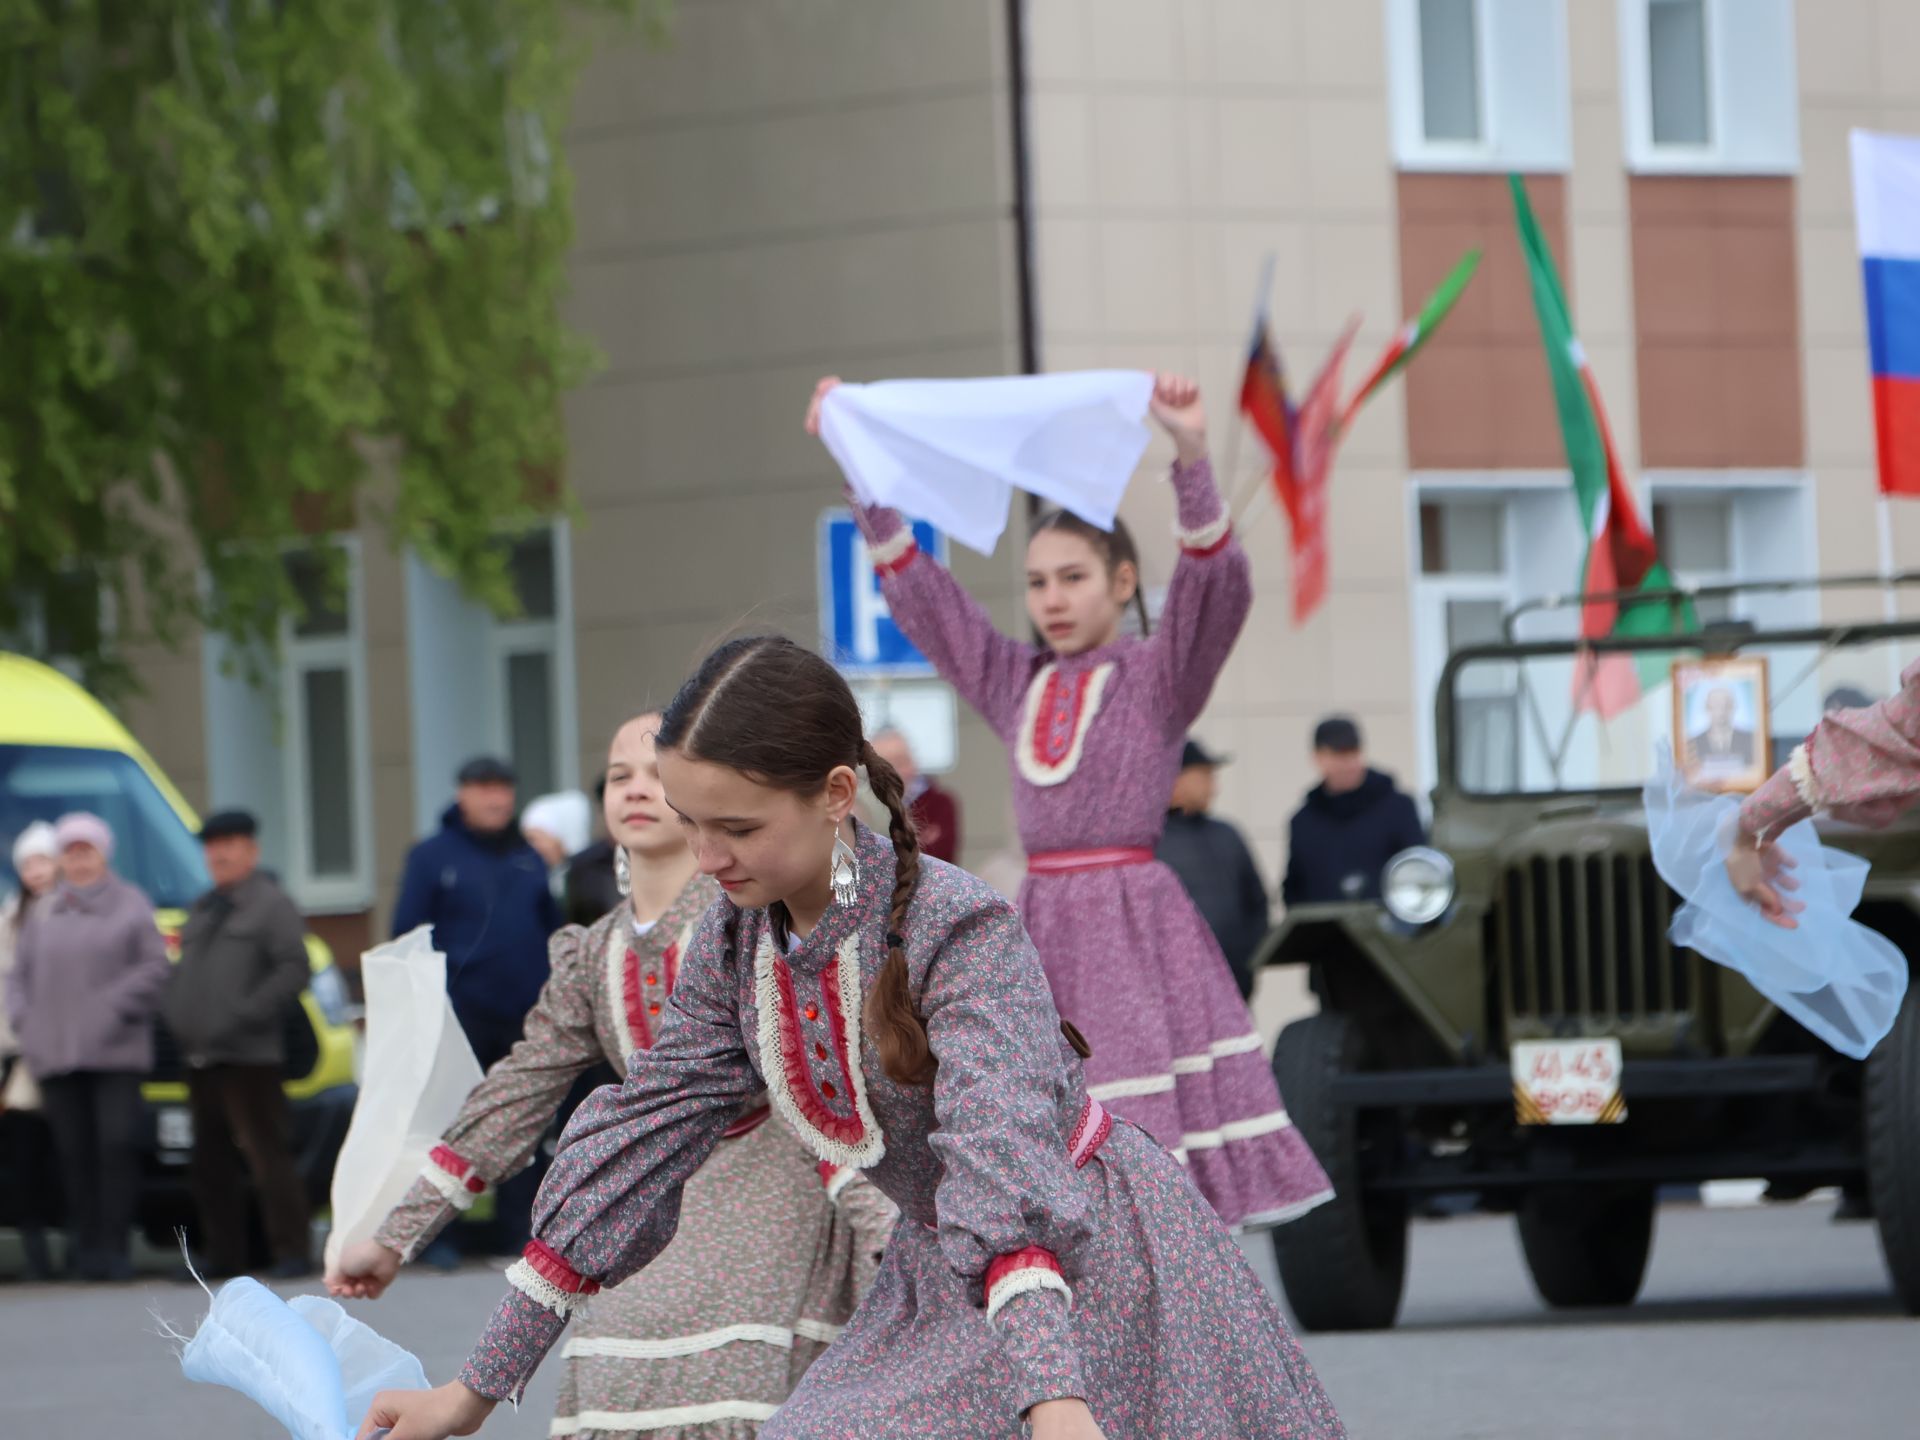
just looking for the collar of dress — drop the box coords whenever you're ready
[605,878,708,1064]
[750,821,893,1169]
[1016,659,1117,788]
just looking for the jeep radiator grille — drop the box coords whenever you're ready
[1496,854,1700,1024]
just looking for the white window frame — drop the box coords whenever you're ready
[483,520,579,804]
[281,537,376,913]
[1638,470,1817,614]
[1385,0,1571,173]
[1618,0,1799,176]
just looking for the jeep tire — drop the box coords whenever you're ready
[1868,979,1920,1313]
[1270,1012,1408,1331]
[1516,1184,1655,1308]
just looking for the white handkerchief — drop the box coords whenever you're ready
[818,372,1155,555]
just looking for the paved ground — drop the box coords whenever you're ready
[3,1200,1913,1438]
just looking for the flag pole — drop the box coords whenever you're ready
[1879,491,1901,695]
[1226,254,1277,528]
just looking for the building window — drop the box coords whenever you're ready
[280,543,374,908]
[2,571,111,684]
[1619,0,1797,174]
[403,521,577,835]
[1388,0,1570,172]
[1646,0,1710,148]
[1650,495,1734,624]
[1418,0,1481,144]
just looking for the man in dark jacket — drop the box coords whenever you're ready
[1283,716,1427,906]
[164,810,315,1279]
[391,756,559,1256]
[1157,739,1269,999]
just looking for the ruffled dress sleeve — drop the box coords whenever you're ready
[855,498,1037,735]
[373,925,608,1261]
[1143,457,1253,738]
[1740,660,1920,840]
[457,901,759,1402]
[919,894,1097,1415]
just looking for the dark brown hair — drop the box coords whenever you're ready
[1028,508,1151,638]
[654,636,935,1086]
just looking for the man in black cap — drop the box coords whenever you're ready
[163,810,315,1278]
[1157,739,1270,1000]
[1283,715,1427,907]
[391,756,559,1255]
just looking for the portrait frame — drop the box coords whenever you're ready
[1671,655,1772,794]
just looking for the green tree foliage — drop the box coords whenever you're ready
[0,0,646,693]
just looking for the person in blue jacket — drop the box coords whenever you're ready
[391,754,560,1256]
[1282,716,1427,907]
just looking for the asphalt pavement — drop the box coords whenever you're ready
[2,1199,1912,1438]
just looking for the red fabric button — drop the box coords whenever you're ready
[815,1042,828,1060]
[465,1176,485,1194]
[648,1002,662,1016]
[646,973,658,986]
[804,1004,819,1021]
[820,1080,837,1098]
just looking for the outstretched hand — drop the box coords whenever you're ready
[804,376,843,437]
[1148,373,1207,466]
[356,1381,494,1440]
[1725,834,1804,929]
[325,1239,402,1301]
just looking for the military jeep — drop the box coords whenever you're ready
[1258,579,1920,1331]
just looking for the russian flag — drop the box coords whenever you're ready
[1854,131,1920,497]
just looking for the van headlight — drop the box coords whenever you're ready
[1383,847,1455,926]
[309,964,353,1028]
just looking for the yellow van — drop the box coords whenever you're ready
[0,652,357,1251]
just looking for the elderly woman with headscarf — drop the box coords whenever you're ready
[520,790,593,905]
[6,813,169,1282]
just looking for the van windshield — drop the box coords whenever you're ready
[0,744,209,909]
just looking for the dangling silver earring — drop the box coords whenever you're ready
[615,847,632,898]
[830,831,859,907]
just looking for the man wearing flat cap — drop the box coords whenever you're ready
[164,809,315,1278]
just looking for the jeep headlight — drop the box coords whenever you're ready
[1383,847,1455,926]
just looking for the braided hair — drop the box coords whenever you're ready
[654,636,935,1086]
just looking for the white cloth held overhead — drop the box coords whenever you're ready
[522,790,593,858]
[1644,755,1908,1061]
[818,371,1156,555]
[322,925,483,1272]
[174,1277,428,1440]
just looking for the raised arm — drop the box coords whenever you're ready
[452,904,760,1406]
[1146,456,1253,739]
[920,894,1097,1419]
[356,926,609,1271]
[807,376,1036,733]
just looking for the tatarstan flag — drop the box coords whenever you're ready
[1509,174,1688,718]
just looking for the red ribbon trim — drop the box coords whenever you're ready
[983,1246,1063,1306]
[1180,527,1234,558]
[772,955,868,1146]
[874,541,920,577]
[521,1240,601,1297]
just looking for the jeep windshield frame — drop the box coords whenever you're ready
[1438,614,1920,801]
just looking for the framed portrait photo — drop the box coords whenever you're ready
[1672,656,1772,793]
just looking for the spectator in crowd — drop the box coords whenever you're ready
[0,822,60,1280]
[1157,739,1270,1000]
[5,813,168,1282]
[521,790,593,905]
[1283,716,1427,907]
[163,811,315,1280]
[392,757,559,1255]
[870,727,962,865]
[563,773,624,926]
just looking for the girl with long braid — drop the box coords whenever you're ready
[357,636,1346,1440]
[802,372,1331,1231]
[330,712,892,1439]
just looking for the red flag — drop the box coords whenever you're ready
[1288,317,1361,625]
[1239,321,1298,528]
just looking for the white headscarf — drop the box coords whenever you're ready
[10,820,58,873]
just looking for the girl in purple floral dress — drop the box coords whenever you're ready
[802,373,1331,1231]
[331,714,893,1438]
[358,637,1346,1440]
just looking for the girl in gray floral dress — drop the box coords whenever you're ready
[330,713,893,1438]
[358,645,1345,1440]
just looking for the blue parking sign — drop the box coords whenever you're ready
[818,510,944,676]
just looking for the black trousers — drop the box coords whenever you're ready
[38,1071,143,1280]
[188,1064,312,1273]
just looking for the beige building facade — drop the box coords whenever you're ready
[95,0,1920,965]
